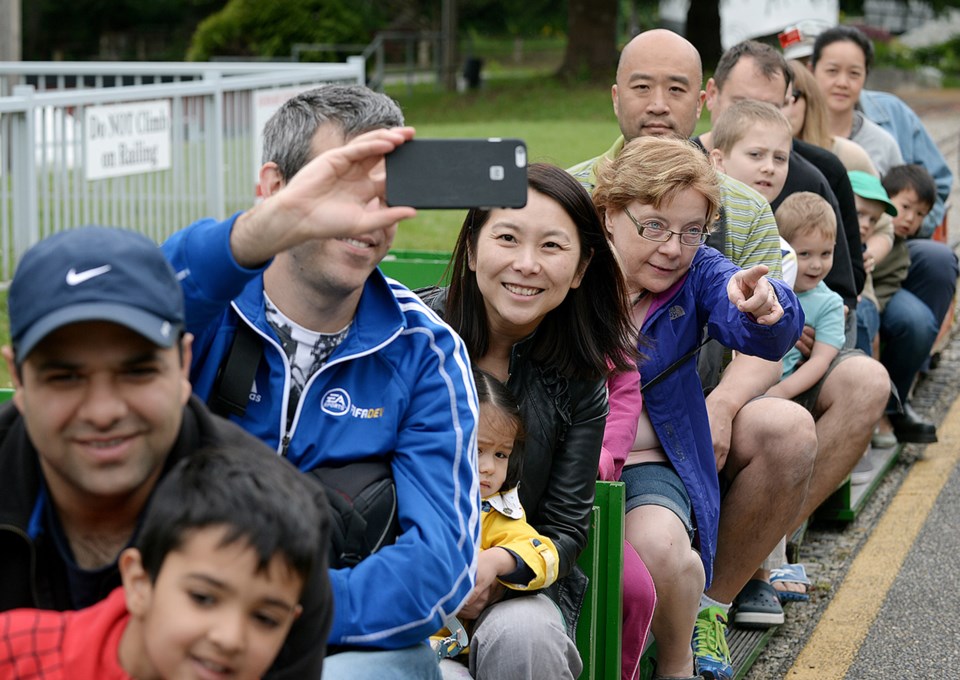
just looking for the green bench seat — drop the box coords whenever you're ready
[379,250,451,289]
[576,481,625,680]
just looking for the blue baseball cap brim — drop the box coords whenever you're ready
[9,226,185,362]
[14,302,180,362]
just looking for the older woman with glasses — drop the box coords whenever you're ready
[594,136,803,680]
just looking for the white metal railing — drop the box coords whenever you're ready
[0,58,364,280]
[0,61,350,97]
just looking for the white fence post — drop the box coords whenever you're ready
[205,70,226,220]
[10,84,37,267]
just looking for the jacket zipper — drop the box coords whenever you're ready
[229,303,404,458]
[0,523,41,605]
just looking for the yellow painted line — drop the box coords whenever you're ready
[788,394,960,679]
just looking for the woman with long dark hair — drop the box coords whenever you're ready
[419,163,652,679]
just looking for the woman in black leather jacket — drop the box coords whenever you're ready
[418,163,642,679]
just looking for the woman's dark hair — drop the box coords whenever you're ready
[473,368,525,491]
[136,446,327,585]
[444,163,636,379]
[811,25,874,73]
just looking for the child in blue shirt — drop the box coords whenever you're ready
[767,192,846,405]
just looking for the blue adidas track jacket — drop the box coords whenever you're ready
[163,214,480,649]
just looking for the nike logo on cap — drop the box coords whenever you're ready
[66,265,112,286]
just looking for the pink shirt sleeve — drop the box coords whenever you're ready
[600,360,642,481]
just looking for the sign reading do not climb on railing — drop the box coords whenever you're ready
[84,99,172,180]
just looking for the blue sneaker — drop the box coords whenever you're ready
[693,606,733,680]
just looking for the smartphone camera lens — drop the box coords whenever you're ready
[514,146,527,167]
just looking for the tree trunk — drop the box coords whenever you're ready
[0,0,21,62]
[557,0,618,83]
[685,0,722,71]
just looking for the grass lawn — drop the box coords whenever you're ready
[387,116,622,250]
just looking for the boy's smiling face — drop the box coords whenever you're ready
[792,229,836,293]
[119,525,303,680]
[889,187,931,238]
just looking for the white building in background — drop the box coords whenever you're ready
[659,0,942,43]
[659,0,839,48]
[863,0,934,34]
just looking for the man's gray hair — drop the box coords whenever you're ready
[262,84,404,181]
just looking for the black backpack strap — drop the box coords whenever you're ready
[642,334,712,394]
[210,321,262,418]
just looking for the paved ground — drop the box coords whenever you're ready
[774,337,960,679]
[744,94,960,679]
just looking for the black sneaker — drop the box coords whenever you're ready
[889,403,937,444]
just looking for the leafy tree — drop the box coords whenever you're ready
[685,0,722,70]
[187,0,368,60]
[458,0,566,36]
[22,0,225,60]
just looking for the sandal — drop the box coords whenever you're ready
[770,563,811,603]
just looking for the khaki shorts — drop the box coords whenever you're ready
[792,348,866,415]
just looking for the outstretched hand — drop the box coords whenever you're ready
[727,264,783,326]
[231,127,418,267]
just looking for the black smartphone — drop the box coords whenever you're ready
[385,138,528,209]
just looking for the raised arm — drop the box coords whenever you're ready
[230,127,417,267]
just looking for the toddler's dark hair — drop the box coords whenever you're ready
[473,368,525,491]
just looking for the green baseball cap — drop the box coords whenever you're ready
[848,170,898,216]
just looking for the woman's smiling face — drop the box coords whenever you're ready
[470,189,587,342]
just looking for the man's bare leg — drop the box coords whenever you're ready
[790,356,889,533]
[706,398,817,603]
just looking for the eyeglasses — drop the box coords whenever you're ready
[623,207,709,247]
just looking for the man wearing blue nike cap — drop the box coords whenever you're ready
[0,226,334,679]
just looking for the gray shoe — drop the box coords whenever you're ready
[732,579,784,628]
[850,452,875,485]
[871,429,897,449]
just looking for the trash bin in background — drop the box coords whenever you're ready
[462,57,483,90]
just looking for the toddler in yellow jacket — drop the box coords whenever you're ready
[435,368,560,661]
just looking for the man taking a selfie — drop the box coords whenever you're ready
[162,84,479,680]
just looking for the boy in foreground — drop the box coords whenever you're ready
[0,445,328,679]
